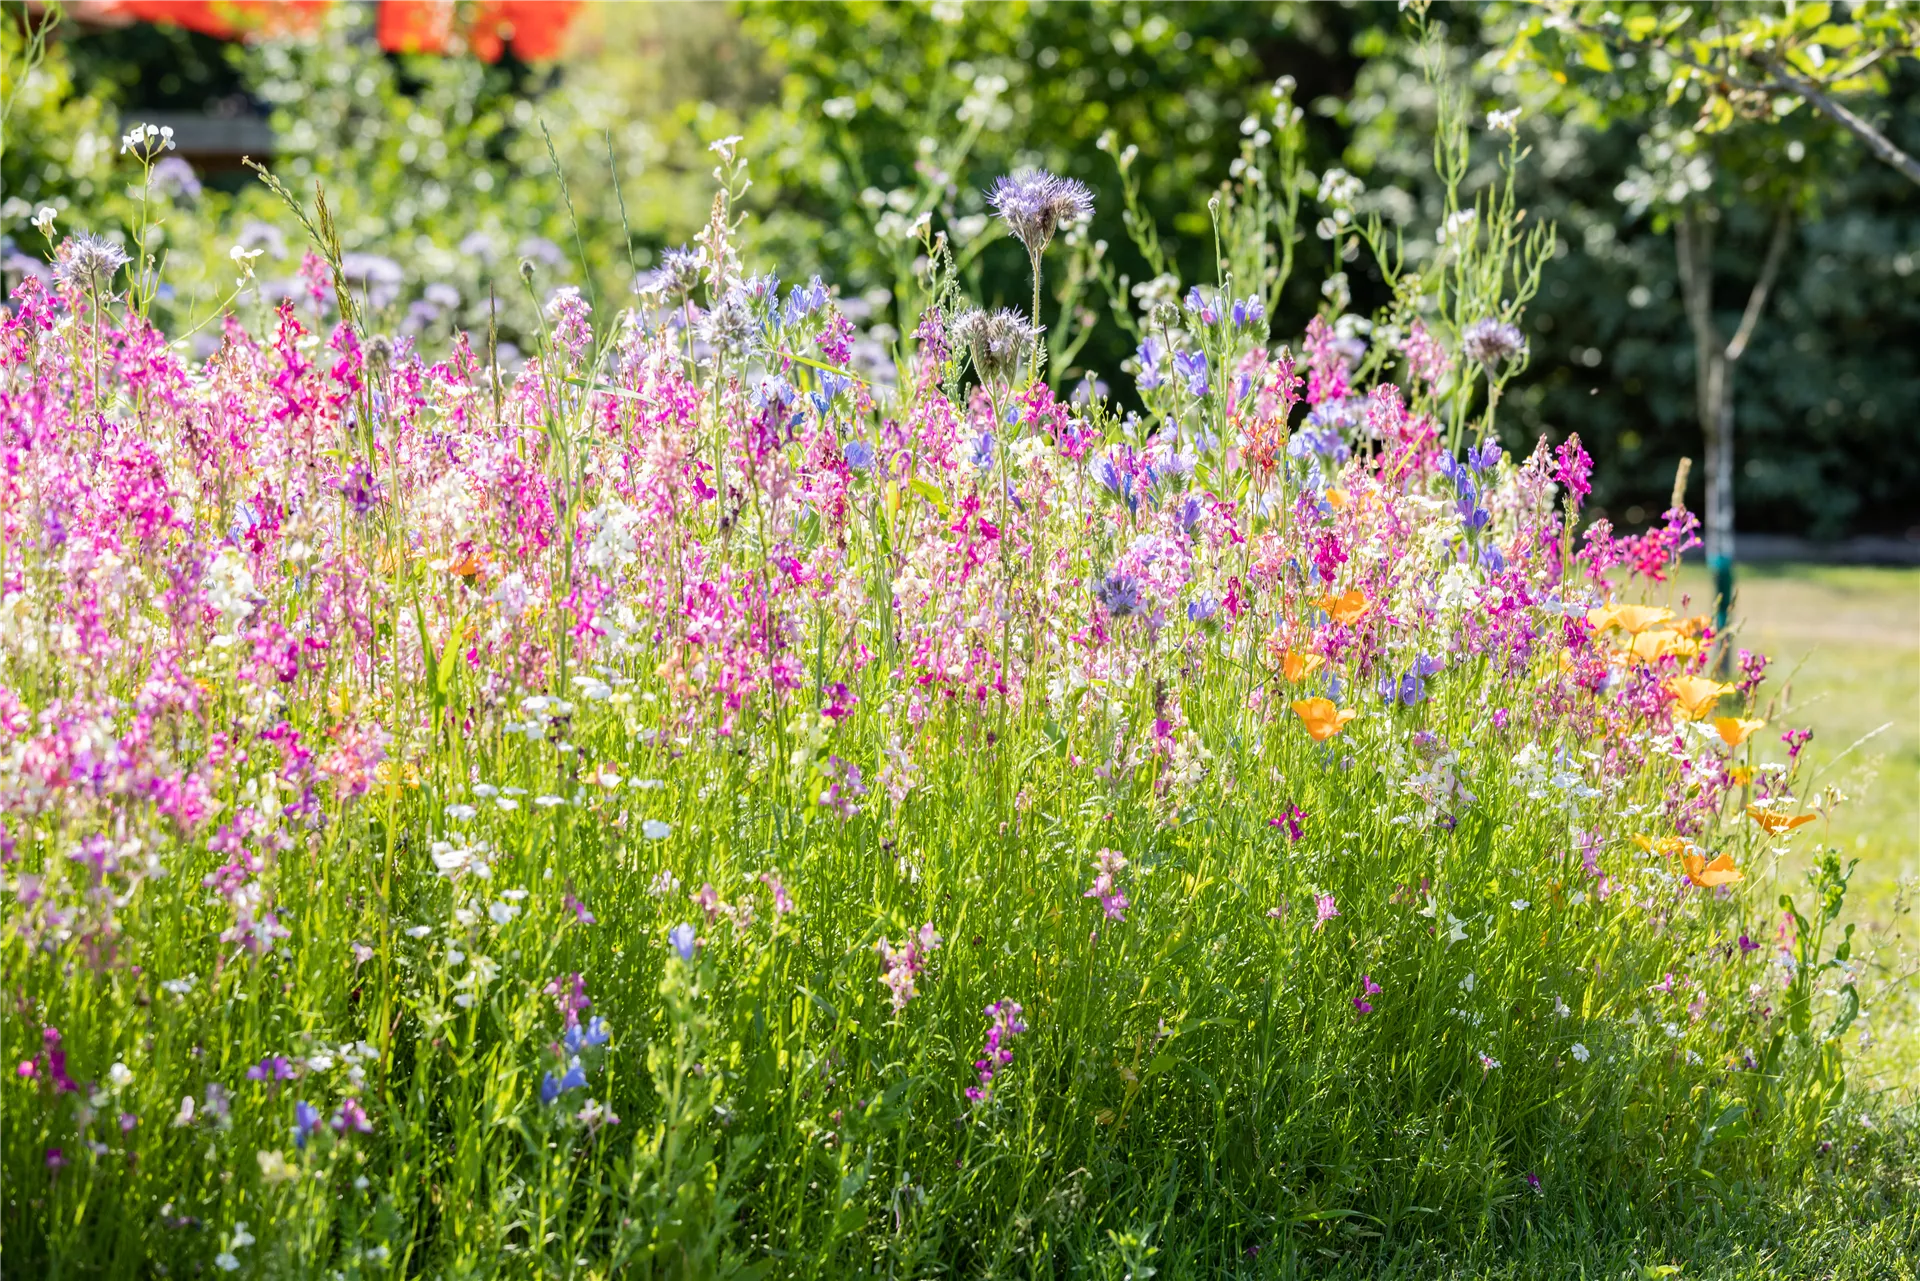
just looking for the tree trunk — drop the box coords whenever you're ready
[1674,210,1790,668]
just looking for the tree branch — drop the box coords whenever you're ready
[1725,211,1790,364]
[1764,58,1920,187]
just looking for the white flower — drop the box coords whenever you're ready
[1553,996,1571,1019]
[1486,107,1523,134]
[1510,899,1530,911]
[648,870,681,896]
[534,794,564,808]
[1571,1042,1591,1062]
[228,243,263,282]
[488,901,520,925]
[445,803,476,821]
[1439,208,1478,246]
[214,1254,240,1272]
[229,1222,255,1250]
[203,546,257,634]
[161,975,198,996]
[108,1061,134,1091]
[173,1095,196,1127]
[1458,971,1476,994]
[32,206,57,235]
[121,122,176,155]
[642,819,672,840]
[495,797,519,812]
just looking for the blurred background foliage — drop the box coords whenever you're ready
[3,0,1916,539]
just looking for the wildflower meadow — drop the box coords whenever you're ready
[4,21,1915,1281]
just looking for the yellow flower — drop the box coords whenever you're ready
[1292,698,1358,742]
[1587,603,1673,635]
[256,1149,300,1184]
[1666,675,1732,720]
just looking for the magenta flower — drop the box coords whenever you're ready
[1083,848,1130,922]
[1353,973,1382,1014]
[965,999,1028,1104]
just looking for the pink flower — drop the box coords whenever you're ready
[1314,893,1340,931]
[1083,848,1130,922]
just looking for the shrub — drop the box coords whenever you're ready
[0,46,1890,1280]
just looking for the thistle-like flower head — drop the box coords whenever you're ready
[987,170,1094,257]
[1462,318,1526,368]
[53,233,131,294]
[952,307,1040,385]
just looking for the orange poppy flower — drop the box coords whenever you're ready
[1325,488,1352,511]
[1747,806,1817,835]
[1314,590,1370,625]
[1629,629,1700,663]
[1667,675,1733,720]
[1713,717,1765,748]
[1282,650,1325,683]
[1587,603,1673,635]
[1292,698,1358,742]
[1682,850,1744,887]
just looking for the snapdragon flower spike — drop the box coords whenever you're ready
[876,923,942,1012]
[1083,848,1130,922]
[965,1000,1028,1104]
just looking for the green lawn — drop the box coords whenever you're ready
[1673,563,1920,1099]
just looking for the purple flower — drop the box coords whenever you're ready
[246,1055,294,1083]
[988,170,1094,256]
[1093,572,1143,619]
[1353,973,1382,1014]
[1738,934,1758,955]
[1462,318,1525,367]
[1184,286,1220,326]
[668,922,698,962]
[1231,295,1265,328]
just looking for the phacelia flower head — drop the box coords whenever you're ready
[988,170,1094,257]
[953,307,1040,385]
[1462,318,1526,367]
[54,233,131,294]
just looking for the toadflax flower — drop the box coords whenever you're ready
[876,923,942,1011]
[965,999,1028,1104]
[1083,848,1130,922]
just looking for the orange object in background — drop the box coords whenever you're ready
[381,0,584,61]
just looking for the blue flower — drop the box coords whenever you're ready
[1479,541,1506,573]
[564,1016,612,1055]
[668,923,698,961]
[293,1100,320,1150]
[1183,286,1220,326]
[1187,595,1219,624]
[783,276,828,325]
[1172,349,1210,398]
[842,439,875,472]
[1135,337,1167,391]
[1231,295,1265,328]
[970,432,995,472]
